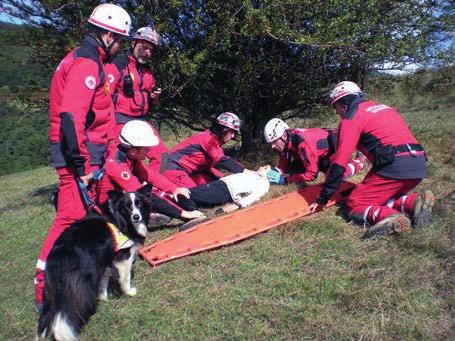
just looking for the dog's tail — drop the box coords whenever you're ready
[36,269,98,340]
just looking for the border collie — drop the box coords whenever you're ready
[36,185,152,341]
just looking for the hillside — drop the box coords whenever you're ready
[0,106,454,340]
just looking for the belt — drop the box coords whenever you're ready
[395,144,424,154]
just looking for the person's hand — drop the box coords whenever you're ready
[151,87,162,100]
[266,169,286,185]
[308,202,323,214]
[173,187,191,201]
[181,210,205,219]
[79,172,93,187]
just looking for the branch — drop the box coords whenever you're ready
[265,30,365,55]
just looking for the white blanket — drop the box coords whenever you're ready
[220,171,270,208]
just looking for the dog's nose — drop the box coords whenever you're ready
[133,214,141,222]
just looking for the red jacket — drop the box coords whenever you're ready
[166,129,244,177]
[110,51,158,120]
[278,128,334,183]
[49,36,116,177]
[106,52,167,172]
[317,98,427,205]
[97,147,178,205]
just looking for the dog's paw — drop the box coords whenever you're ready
[99,292,108,301]
[125,287,137,296]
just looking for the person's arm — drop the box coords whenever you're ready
[286,142,319,183]
[316,120,361,205]
[59,59,99,177]
[203,133,245,173]
[215,156,245,173]
[277,155,289,174]
[134,161,178,193]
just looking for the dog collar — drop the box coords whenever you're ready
[106,222,134,251]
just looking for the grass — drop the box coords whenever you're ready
[0,107,454,340]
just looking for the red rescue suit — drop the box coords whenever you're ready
[278,128,364,183]
[35,36,116,304]
[97,147,186,218]
[316,97,427,225]
[164,129,244,188]
[97,147,177,203]
[106,51,166,172]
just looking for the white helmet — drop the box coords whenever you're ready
[217,112,241,132]
[119,120,159,147]
[263,118,289,143]
[133,27,161,46]
[88,4,131,36]
[329,81,362,105]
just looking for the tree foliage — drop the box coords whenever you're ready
[1,0,453,147]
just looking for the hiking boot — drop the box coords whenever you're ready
[411,190,435,229]
[179,216,210,232]
[362,214,411,239]
[148,213,172,229]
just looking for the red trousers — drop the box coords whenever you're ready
[34,166,97,304]
[347,171,421,226]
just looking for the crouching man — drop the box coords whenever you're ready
[263,118,366,186]
[309,81,434,238]
[96,120,205,225]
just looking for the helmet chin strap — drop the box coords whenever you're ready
[95,32,119,61]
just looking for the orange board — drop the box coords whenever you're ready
[139,181,355,266]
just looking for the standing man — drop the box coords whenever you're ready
[108,26,166,172]
[34,4,132,312]
[309,81,434,238]
[263,118,365,185]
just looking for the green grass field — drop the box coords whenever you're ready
[0,108,454,340]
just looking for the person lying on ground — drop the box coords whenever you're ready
[176,166,271,214]
[263,118,366,186]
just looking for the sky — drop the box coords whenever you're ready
[0,11,24,25]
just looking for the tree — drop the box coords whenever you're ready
[1,0,452,148]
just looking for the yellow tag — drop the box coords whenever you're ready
[107,222,133,251]
[104,81,110,96]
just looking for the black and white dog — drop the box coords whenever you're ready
[37,185,152,341]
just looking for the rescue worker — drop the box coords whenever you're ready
[96,120,205,223]
[107,26,165,173]
[34,4,132,312]
[308,81,435,238]
[263,118,365,185]
[164,112,245,188]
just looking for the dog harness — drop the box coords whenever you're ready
[106,222,134,252]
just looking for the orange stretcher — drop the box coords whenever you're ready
[139,181,355,267]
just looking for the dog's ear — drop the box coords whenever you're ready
[137,184,153,197]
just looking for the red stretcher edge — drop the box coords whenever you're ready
[139,181,355,267]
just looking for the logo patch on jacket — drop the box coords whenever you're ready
[85,76,96,90]
[121,171,131,180]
